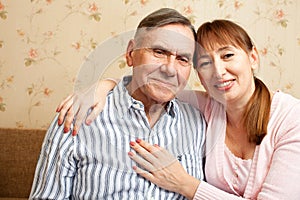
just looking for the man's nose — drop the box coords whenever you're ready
[160,55,177,76]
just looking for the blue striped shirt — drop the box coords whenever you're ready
[30,77,206,200]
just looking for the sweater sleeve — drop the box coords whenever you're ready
[29,114,77,199]
[194,94,300,200]
[194,126,300,200]
[256,101,300,200]
[195,181,249,200]
[176,90,209,113]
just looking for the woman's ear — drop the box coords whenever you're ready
[250,46,259,70]
[126,40,135,67]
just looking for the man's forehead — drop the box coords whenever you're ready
[152,27,193,41]
[137,26,195,52]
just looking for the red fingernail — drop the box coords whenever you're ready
[154,144,159,147]
[136,138,141,143]
[64,127,69,133]
[72,130,77,136]
[86,120,91,125]
[132,166,137,170]
[129,141,135,146]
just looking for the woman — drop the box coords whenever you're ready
[57,20,300,199]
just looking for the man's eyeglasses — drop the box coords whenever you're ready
[137,48,193,67]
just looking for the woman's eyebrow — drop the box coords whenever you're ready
[198,54,211,59]
[216,46,234,52]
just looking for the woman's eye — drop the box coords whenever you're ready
[201,61,212,67]
[197,61,212,69]
[223,53,234,59]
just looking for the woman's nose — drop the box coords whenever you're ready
[213,60,226,78]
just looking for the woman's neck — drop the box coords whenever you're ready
[225,101,246,127]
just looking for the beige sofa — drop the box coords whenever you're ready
[0,128,46,200]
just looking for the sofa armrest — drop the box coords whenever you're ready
[0,128,46,199]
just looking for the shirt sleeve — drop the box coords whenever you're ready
[29,114,77,199]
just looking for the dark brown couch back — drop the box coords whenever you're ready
[0,128,46,199]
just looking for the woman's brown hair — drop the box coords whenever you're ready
[196,20,271,144]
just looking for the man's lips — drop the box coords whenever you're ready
[150,78,177,88]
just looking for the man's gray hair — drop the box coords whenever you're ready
[134,8,196,42]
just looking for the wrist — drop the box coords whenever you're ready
[178,174,200,200]
[102,78,119,85]
[98,78,118,91]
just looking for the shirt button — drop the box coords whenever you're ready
[234,165,238,171]
[133,103,141,109]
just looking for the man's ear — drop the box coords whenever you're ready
[250,46,259,70]
[126,39,135,66]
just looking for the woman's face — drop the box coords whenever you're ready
[195,45,259,106]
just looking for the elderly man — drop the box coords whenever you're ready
[30,8,205,199]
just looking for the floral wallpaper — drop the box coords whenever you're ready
[0,0,299,129]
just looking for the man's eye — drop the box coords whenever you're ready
[177,56,189,63]
[153,49,166,56]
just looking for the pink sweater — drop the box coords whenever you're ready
[192,91,300,199]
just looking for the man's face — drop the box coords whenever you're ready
[126,24,195,104]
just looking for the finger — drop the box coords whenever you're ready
[152,145,178,168]
[152,144,173,159]
[85,103,101,125]
[136,139,159,154]
[56,94,73,112]
[128,151,156,172]
[151,144,169,158]
[63,106,75,133]
[130,141,157,164]
[57,96,75,125]
[72,108,87,136]
[132,165,155,182]
[136,141,178,170]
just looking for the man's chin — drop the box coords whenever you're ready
[146,85,177,102]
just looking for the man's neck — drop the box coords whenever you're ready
[145,103,167,128]
[126,82,168,128]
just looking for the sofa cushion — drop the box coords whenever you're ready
[0,128,46,199]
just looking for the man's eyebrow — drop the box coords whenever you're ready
[173,49,194,60]
[148,44,167,50]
